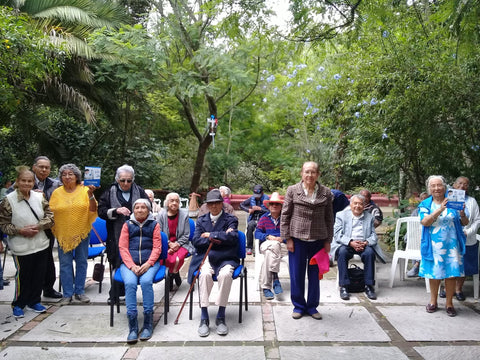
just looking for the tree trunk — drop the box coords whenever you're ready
[190,135,212,193]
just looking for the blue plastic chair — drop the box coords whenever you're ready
[89,217,107,293]
[189,218,195,242]
[110,231,169,327]
[189,230,248,323]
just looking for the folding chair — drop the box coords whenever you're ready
[189,231,248,323]
[110,231,169,327]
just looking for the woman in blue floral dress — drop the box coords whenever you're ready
[418,175,468,317]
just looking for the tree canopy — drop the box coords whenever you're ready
[1,0,480,199]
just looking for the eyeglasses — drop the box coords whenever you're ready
[119,179,133,183]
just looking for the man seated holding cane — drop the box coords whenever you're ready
[187,189,239,337]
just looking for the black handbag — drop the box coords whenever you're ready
[92,263,105,282]
[347,264,365,292]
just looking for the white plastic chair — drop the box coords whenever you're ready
[389,216,429,291]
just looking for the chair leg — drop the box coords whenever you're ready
[473,274,479,300]
[239,272,243,324]
[389,255,399,288]
[164,271,169,325]
[244,268,248,311]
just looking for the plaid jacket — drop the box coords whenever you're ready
[280,181,333,242]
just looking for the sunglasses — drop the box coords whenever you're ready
[119,179,133,183]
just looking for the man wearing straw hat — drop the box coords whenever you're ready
[255,192,287,300]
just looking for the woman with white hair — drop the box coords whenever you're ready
[418,175,468,317]
[145,189,161,216]
[119,198,161,343]
[156,192,193,290]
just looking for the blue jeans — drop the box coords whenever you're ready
[58,236,90,298]
[119,262,160,315]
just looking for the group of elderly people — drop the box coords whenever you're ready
[1,158,478,343]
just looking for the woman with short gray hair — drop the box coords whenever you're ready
[418,175,468,317]
[49,164,98,305]
[156,192,193,290]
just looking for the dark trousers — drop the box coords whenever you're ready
[12,247,48,308]
[43,232,57,292]
[288,238,325,315]
[246,220,258,249]
[337,245,375,286]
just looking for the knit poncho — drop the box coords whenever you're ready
[49,185,97,252]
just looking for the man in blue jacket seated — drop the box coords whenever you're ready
[240,184,269,255]
[330,194,386,301]
[188,189,239,337]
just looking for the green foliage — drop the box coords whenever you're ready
[0,7,62,117]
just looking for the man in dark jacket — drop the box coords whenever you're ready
[240,184,269,254]
[98,165,149,301]
[188,189,239,338]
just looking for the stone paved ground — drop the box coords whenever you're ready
[0,210,479,359]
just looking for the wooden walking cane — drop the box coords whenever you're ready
[174,241,214,324]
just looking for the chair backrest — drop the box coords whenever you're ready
[238,231,246,259]
[180,197,189,208]
[160,231,168,260]
[189,218,195,242]
[394,216,422,251]
[90,217,107,245]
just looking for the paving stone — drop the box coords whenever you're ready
[0,305,38,341]
[274,304,390,342]
[279,346,409,359]
[137,346,265,360]
[18,305,128,342]
[414,345,480,359]
[378,305,480,341]
[151,305,263,342]
[0,346,127,360]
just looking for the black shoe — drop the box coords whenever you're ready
[43,289,63,299]
[455,292,466,301]
[174,272,182,287]
[339,286,350,300]
[439,288,446,298]
[364,285,377,300]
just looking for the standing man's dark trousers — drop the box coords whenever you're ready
[337,245,376,287]
[43,231,57,293]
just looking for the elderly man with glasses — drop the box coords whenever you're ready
[98,165,149,303]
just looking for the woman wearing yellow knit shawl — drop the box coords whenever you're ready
[49,164,98,305]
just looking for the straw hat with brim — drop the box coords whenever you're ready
[263,192,284,207]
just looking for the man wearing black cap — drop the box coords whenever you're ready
[188,189,239,337]
[240,185,269,255]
